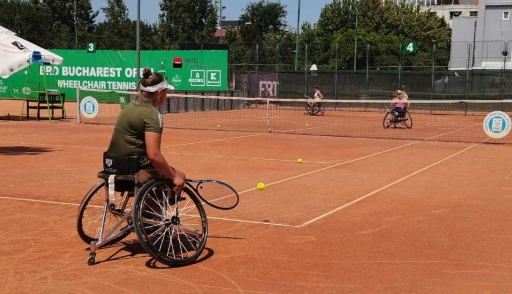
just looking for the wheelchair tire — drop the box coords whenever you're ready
[317,104,325,116]
[382,112,393,129]
[133,180,208,267]
[304,104,313,115]
[77,180,133,245]
[403,112,413,129]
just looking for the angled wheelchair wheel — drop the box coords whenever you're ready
[304,104,313,115]
[133,180,208,267]
[77,180,133,245]
[403,112,413,129]
[383,111,393,129]
[315,103,325,116]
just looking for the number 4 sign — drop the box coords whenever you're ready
[403,41,417,54]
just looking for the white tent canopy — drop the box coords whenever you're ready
[0,26,63,79]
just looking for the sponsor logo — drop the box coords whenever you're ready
[483,111,511,139]
[189,70,205,86]
[171,74,182,86]
[80,96,99,119]
[22,87,31,95]
[173,57,182,68]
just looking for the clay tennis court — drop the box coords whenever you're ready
[1,99,512,293]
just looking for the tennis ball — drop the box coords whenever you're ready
[306,123,309,127]
[216,124,220,128]
[257,183,265,190]
[297,158,302,163]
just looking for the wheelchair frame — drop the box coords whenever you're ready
[77,171,208,266]
[382,107,413,129]
[305,102,325,116]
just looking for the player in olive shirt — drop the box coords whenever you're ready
[106,68,185,192]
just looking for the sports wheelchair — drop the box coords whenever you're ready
[305,102,325,116]
[383,106,413,129]
[76,153,208,266]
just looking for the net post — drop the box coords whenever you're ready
[76,87,81,124]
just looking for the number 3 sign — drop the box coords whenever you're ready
[86,42,97,53]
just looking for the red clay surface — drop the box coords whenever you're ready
[1,99,512,293]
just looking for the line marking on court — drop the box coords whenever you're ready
[0,196,79,206]
[161,151,334,164]
[299,143,478,227]
[236,140,421,195]
[426,123,481,140]
[207,216,299,227]
[162,133,264,148]
[1,133,266,151]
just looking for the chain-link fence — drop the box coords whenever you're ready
[227,41,511,100]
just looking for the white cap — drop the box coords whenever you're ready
[167,85,175,90]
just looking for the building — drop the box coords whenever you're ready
[449,0,511,69]
[214,20,240,40]
[385,0,479,28]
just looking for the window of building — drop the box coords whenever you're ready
[449,11,462,19]
[503,11,510,21]
[470,11,478,17]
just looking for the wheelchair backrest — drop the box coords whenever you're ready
[103,152,141,175]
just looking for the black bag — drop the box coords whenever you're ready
[103,152,141,175]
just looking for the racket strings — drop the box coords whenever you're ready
[197,182,238,209]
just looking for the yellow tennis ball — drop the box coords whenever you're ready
[257,183,265,190]
[217,124,220,128]
[306,123,309,127]
[297,158,302,163]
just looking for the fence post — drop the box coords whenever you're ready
[256,43,259,98]
[430,43,436,102]
[466,43,470,100]
[501,41,508,100]
[276,44,280,98]
[304,44,308,96]
[335,43,338,100]
[365,43,369,96]
[398,42,402,90]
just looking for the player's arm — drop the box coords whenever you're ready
[318,91,324,99]
[146,132,184,191]
[144,112,184,191]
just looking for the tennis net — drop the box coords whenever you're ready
[76,88,512,144]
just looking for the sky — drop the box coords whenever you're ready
[90,0,331,29]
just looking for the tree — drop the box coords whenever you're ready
[159,0,217,48]
[239,0,287,45]
[311,0,452,69]
[95,0,132,49]
[0,0,52,48]
[41,0,98,49]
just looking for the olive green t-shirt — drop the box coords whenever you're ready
[107,98,163,168]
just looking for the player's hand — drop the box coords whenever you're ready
[172,175,185,193]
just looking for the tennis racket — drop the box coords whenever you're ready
[185,179,239,210]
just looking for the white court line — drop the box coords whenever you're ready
[0,196,79,206]
[162,133,264,148]
[0,125,486,228]
[236,140,420,195]
[162,151,334,164]
[207,216,298,227]
[1,133,265,151]
[299,143,478,227]
[426,123,481,140]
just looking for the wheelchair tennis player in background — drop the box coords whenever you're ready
[383,90,413,129]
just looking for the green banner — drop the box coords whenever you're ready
[0,49,228,100]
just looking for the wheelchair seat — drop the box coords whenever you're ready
[392,106,407,120]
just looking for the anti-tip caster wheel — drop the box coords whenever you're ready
[87,252,96,266]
